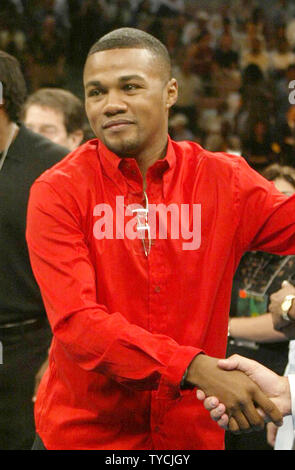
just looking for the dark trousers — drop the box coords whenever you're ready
[0,322,51,449]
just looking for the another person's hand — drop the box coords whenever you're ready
[196,354,290,433]
[185,354,283,433]
[266,422,278,447]
[269,280,295,338]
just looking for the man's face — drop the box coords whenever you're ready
[83,48,177,159]
[24,105,77,150]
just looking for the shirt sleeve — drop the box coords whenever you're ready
[288,374,295,430]
[26,180,201,399]
[236,158,295,254]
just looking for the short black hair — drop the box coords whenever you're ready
[87,28,172,81]
[0,50,27,122]
[21,88,85,134]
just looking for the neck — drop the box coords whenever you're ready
[136,139,168,185]
[0,117,18,152]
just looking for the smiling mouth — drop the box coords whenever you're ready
[103,121,134,131]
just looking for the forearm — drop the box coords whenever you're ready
[229,314,288,343]
[49,304,200,393]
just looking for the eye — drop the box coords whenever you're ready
[88,88,104,97]
[123,84,140,92]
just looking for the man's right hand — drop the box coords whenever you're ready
[186,354,283,433]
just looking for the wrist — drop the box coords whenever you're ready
[281,295,295,322]
[185,353,215,388]
[228,318,232,338]
[228,318,238,339]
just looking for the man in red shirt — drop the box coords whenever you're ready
[26,28,294,450]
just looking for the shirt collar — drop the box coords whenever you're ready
[98,135,176,198]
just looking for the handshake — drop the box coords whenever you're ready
[194,354,292,433]
[191,281,295,434]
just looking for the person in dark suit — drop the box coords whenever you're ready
[0,50,69,449]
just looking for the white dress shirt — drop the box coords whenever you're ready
[289,373,295,429]
[275,341,295,450]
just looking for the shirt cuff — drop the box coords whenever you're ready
[156,346,203,400]
[288,374,295,430]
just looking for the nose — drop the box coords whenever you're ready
[103,89,128,117]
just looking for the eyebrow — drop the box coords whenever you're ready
[118,75,145,83]
[85,75,145,89]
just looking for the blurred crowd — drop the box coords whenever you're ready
[1,0,295,171]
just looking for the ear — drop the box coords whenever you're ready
[165,78,178,110]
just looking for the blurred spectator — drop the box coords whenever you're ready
[275,63,295,125]
[21,88,86,150]
[187,31,215,90]
[8,0,24,14]
[239,20,266,53]
[28,0,70,34]
[214,33,239,70]
[27,15,66,90]
[181,11,200,46]
[286,16,295,49]
[156,0,185,17]
[181,8,211,46]
[110,0,133,29]
[242,118,276,172]
[129,0,155,31]
[68,0,111,66]
[208,14,224,46]
[212,65,242,100]
[275,105,295,167]
[172,57,203,133]
[269,38,295,79]
[230,0,255,26]
[236,64,275,140]
[204,131,229,153]
[268,0,295,29]
[163,28,183,66]
[169,113,195,141]
[0,9,26,64]
[202,104,241,153]
[241,36,270,75]
[212,34,242,100]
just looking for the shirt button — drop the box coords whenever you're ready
[154,286,160,293]
[154,425,160,433]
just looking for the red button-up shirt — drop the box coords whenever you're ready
[26,137,295,450]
